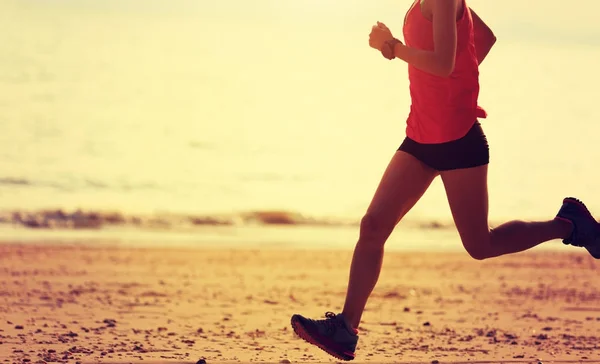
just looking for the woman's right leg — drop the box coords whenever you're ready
[341,150,437,328]
[291,150,437,361]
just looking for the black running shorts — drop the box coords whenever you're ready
[398,121,490,171]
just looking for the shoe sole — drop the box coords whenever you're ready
[290,316,355,361]
[563,197,600,259]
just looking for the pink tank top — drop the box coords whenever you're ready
[402,0,487,144]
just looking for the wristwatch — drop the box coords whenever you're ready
[381,38,402,60]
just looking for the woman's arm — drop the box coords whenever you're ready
[392,0,459,77]
[470,7,496,65]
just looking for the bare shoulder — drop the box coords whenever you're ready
[421,0,462,20]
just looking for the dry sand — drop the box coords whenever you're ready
[1,243,600,364]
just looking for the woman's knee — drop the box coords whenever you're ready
[358,213,395,246]
[463,245,491,260]
[460,230,494,260]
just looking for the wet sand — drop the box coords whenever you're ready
[1,243,600,364]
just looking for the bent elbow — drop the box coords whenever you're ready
[439,68,454,78]
[437,61,455,78]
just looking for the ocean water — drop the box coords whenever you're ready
[2,0,600,234]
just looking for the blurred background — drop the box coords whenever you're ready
[1,0,599,249]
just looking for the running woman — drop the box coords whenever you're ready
[290,0,600,361]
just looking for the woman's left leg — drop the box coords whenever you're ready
[440,164,576,260]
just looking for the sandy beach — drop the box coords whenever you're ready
[1,242,600,364]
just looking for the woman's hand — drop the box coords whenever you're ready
[368,22,394,51]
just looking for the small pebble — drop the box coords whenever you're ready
[103,319,117,327]
[196,359,207,364]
